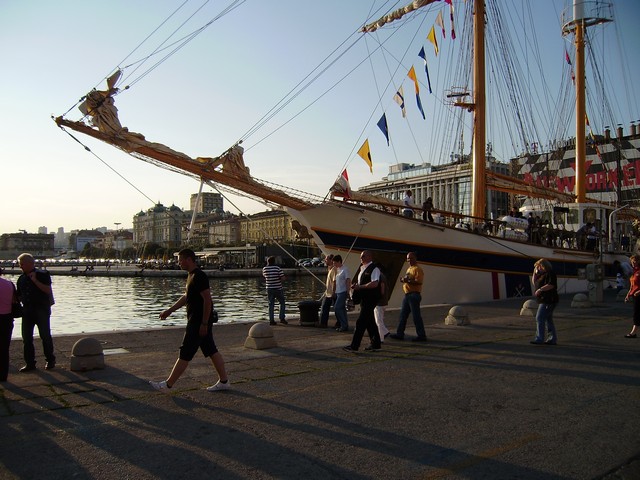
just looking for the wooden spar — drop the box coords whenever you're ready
[485,172,576,203]
[54,116,314,211]
[472,0,486,219]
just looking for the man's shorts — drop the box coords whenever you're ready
[179,322,218,361]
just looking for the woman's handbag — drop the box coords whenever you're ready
[11,301,23,318]
[351,289,361,305]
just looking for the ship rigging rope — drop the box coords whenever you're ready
[116,0,194,86]
[237,0,396,150]
[60,0,246,118]
[360,9,431,171]
[119,0,247,90]
[429,1,472,169]
[239,32,365,152]
[585,29,617,134]
[57,125,197,229]
[365,33,401,166]
[487,0,547,156]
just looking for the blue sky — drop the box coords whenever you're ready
[1,0,638,235]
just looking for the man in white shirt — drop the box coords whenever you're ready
[402,190,414,218]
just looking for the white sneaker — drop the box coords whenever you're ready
[206,380,231,392]
[149,380,171,392]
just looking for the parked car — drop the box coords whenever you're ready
[296,258,313,267]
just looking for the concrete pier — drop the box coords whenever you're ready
[0,290,638,479]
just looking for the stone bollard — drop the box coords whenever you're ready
[520,299,538,316]
[444,305,470,325]
[571,292,592,308]
[70,337,105,372]
[244,323,277,350]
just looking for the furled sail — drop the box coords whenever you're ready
[78,70,124,135]
[362,0,438,33]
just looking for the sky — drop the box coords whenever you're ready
[1,0,638,235]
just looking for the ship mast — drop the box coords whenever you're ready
[562,1,612,204]
[471,0,486,218]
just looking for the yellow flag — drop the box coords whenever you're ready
[357,139,373,173]
[427,25,439,56]
[407,66,420,94]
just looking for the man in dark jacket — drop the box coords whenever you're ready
[344,250,382,352]
[16,253,55,371]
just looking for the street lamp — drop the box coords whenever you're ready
[114,222,121,265]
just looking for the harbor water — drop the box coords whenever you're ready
[4,273,324,339]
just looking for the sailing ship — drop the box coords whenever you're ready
[55,0,638,308]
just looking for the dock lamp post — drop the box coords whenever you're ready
[608,205,629,252]
[114,222,121,265]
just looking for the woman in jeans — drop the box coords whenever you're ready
[332,255,350,332]
[531,258,559,345]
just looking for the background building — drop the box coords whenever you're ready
[104,229,134,253]
[54,227,68,251]
[512,126,640,208]
[190,192,223,214]
[74,229,105,252]
[0,232,55,258]
[210,217,241,246]
[359,157,511,219]
[133,203,191,249]
[242,210,296,245]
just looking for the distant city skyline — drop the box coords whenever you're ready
[0,194,219,235]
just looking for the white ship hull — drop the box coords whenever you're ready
[288,202,625,308]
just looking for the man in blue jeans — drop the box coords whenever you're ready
[262,256,288,325]
[390,252,427,342]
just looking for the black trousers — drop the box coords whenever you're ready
[350,300,381,350]
[21,306,55,366]
[633,294,640,326]
[0,314,13,381]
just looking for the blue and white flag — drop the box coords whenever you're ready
[393,86,406,118]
